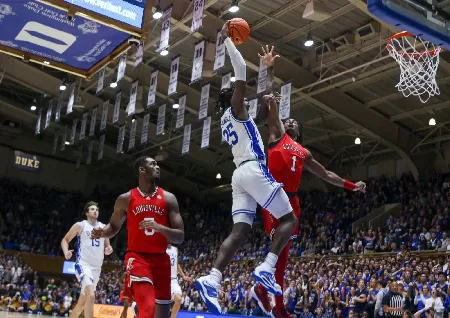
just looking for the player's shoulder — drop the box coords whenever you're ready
[117,190,131,202]
[162,189,177,201]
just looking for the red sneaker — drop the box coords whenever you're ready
[271,306,293,318]
[251,283,272,315]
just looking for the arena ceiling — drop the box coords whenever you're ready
[1,0,450,197]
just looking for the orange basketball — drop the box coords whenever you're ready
[228,18,250,46]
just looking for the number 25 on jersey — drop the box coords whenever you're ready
[223,123,238,146]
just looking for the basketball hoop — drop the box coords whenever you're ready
[387,31,443,103]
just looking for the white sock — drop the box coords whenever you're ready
[264,252,278,268]
[210,268,222,285]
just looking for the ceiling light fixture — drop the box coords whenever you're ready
[304,33,314,47]
[429,117,436,126]
[229,0,239,12]
[230,76,236,82]
[110,82,118,88]
[355,137,361,145]
[216,173,222,179]
[172,103,179,109]
[160,49,169,56]
[153,4,162,19]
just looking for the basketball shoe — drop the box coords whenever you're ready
[195,275,221,314]
[251,284,272,315]
[252,263,282,295]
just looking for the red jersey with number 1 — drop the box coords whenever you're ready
[126,187,169,254]
[268,133,307,192]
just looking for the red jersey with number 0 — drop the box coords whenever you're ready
[268,133,307,193]
[127,187,169,254]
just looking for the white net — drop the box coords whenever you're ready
[387,32,441,103]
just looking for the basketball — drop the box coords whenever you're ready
[228,18,250,46]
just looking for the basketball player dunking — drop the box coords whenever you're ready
[91,156,185,318]
[61,201,113,318]
[252,46,367,318]
[195,21,298,314]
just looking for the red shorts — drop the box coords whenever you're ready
[125,251,171,305]
[262,196,300,240]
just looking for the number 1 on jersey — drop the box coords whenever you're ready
[291,156,297,172]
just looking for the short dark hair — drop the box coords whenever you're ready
[215,87,234,114]
[84,201,99,214]
[134,156,150,177]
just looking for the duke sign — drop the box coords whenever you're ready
[13,151,42,172]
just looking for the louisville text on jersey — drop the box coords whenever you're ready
[131,204,164,216]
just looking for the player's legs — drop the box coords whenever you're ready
[170,281,182,318]
[82,285,95,318]
[132,282,156,318]
[151,253,172,318]
[69,294,86,318]
[273,240,291,310]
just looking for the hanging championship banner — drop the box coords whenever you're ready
[67,86,75,115]
[55,95,62,123]
[113,92,121,124]
[128,120,137,151]
[128,81,138,116]
[117,125,125,153]
[60,130,67,151]
[156,104,166,136]
[75,146,82,170]
[80,112,88,141]
[87,141,93,165]
[141,113,150,145]
[279,82,292,120]
[135,43,144,68]
[221,72,232,89]
[201,116,211,149]
[35,108,42,135]
[168,55,180,96]
[70,119,77,145]
[45,104,52,130]
[182,124,191,155]
[191,0,205,32]
[157,5,173,53]
[198,83,210,120]
[98,134,105,160]
[213,30,226,72]
[100,101,109,132]
[248,98,258,119]
[191,39,205,83]
[147,70,158,108]
[117,52,127,82]
[96,68,105,94]
[257,58,268,94]
[175,94,186,129]
[52,133,58,155]
[89,107,98,137]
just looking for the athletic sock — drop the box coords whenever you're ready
[210,268,222,285]
[264,252,278,268]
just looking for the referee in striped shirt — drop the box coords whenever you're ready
[382,281,404,318]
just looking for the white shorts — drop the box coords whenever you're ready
[231,160,292,226]
[74,263,101,294]
[171,279,182,299]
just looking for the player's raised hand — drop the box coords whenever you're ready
[65,250,73,260]
[261,93,276,105]
[139,219,163,232]
[104,245,113,256]
[258,45,280,67]
[220,20,230,38]
[91,227,104,239]
[354,181,366,193]
[183,275,193,282]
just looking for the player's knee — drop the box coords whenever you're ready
[173,293,182,304]
[279,212,298,228]
[231,223,251,242]
[84,286,95,301]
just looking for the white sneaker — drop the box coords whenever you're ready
[195,275,221,314]
[252,263,282,295]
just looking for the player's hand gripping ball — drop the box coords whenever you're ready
[227,18,250,45]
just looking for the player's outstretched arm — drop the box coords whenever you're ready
[304,150,366,192]
[92,192,128,239]
[221,21,248,121]
[263,94,285,144]
[256,45,279,124]
[178,263,192,281]
[61,222,82,260]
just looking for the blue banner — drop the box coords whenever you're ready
[63,0,146,29]
[13,151,42,172]
[0,1,130,70]
[62,261,76,275]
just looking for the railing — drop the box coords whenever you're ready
[351,203,401,232]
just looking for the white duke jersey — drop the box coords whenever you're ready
[166,246,178,280]
[76,220,105,269]
[220,107,265,167]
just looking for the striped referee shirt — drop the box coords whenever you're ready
[382,291,404,317]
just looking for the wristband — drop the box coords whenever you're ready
[344,180,356,191]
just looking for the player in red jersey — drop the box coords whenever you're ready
[251,46,366,318]
[91,156,184,318]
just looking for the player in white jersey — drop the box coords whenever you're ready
[167,243,192,318]
[61,201,113,318]
[195,21,298,315]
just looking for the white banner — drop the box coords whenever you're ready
[257,58,268,94]
[96,68,105,94]
[98,134,105,160]
[45,104,52,130]
[52,133,58,155]
[60,130,67,151]
[221,72,232,89]
[158,5,172,52]
[87,141,93,165]
[89,107,97,137]
[55,96,61,123]
[168,56,180,96]
[201,116,211,149]
[213,30,226,72]
[147,70,158,108]
[248,98,258,119]
[80,112,88,141]
[117,52,127,82]
[135,43,144,68]
[117,125,125,154]
[113,92,121,124]
[141,113,150,145]
[182,124,191,155]
[175,94,186,129]
[70,118,77,145]
[280,82,292,120]
[35,108,42,135]
[75,146,81,170]
[67,86,74,115]
[191,40,205,83]
[128,120,137,151]
[191,0,205,32]
[128,81,138,116]
[199,83,210,120]
[156,104,166,136]
[100,101,109,131]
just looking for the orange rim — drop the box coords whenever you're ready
[387,31,443,57]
